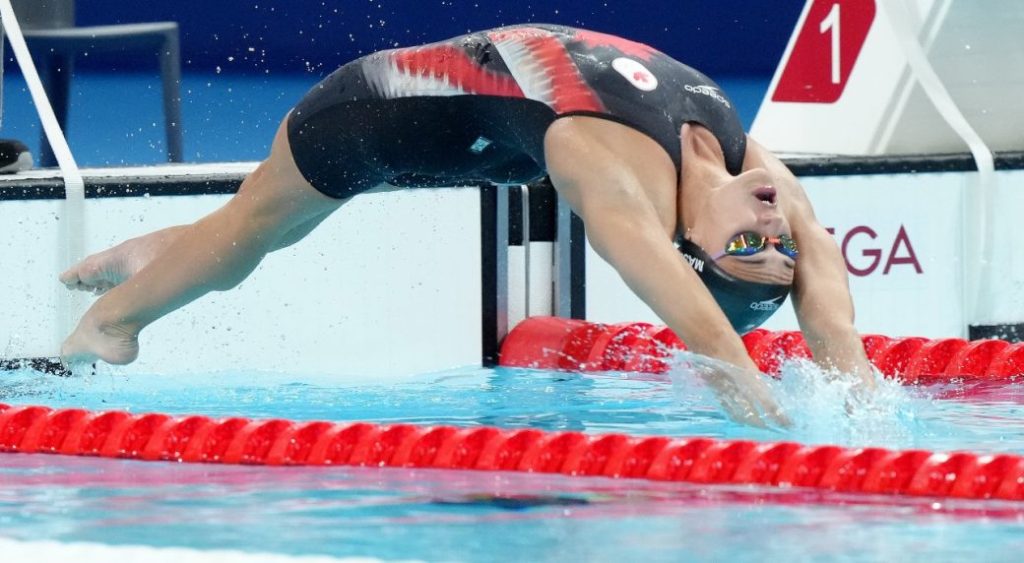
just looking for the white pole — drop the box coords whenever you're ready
[0,1,86,352]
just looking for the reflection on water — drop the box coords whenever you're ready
[1,454,1023,561]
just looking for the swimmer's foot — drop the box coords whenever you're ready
[61,315,139,366]
[59,226,184,294]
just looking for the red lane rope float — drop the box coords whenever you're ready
[1,403,1022,501]
[500,317,1024,383]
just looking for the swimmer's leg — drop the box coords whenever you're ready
[61,118,345,365]
[61,205,336,295]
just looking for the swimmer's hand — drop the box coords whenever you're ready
[679,353,791,429]
[832,366,883,415]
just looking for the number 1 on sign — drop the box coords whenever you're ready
[819,3,841,84]
[771,0,875,103]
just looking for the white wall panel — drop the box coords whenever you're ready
[0,186,482,378]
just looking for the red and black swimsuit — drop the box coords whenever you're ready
[287,24,746,198]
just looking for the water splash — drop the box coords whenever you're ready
[667,351,922,448]
[773,358,920,448]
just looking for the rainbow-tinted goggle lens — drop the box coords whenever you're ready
[713,232,798,260]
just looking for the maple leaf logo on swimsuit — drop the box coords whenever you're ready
[612,57,658,92]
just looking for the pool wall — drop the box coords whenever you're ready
[1,158,1023,375]
[0,165,491,376]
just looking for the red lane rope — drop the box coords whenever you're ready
[1,403,1022,501]
[499,317,1024,383]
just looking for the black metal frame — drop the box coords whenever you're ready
[968,324,1024,343]
[479,183,508,366]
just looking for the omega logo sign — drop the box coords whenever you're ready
[825,224,922,277]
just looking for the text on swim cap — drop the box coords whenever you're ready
[682,253,704,273]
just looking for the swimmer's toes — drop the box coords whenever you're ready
[58,266,82,287]
[75,257,109,286]
[63,253,128,291]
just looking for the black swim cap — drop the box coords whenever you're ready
[677,237,791,334]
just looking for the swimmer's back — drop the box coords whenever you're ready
[287,24,746,198]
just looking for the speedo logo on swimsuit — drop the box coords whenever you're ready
[684,84,731,108]
[749,296,784,312]
[682,253,704,273]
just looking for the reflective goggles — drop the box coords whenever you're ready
[712,232,798,260]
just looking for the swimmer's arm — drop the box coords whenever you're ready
[580,198,750,367]
[790,215,875,386]
[577,208,788,426]
[544,122,751,368]
[544,121,753,366]
[749,140,876,388]
[544,123,789,427]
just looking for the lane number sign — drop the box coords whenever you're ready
[772,0,876,103]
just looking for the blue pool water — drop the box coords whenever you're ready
[1,362,1023,561]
